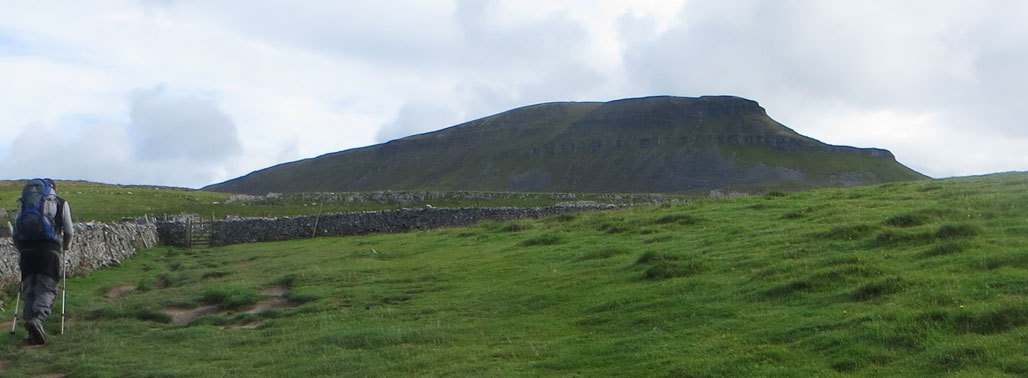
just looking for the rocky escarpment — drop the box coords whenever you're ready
[205,95,926,194]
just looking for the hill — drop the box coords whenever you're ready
[203,96,927,195]
[3,173,1027,376]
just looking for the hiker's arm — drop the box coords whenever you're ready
[61,201,74,251]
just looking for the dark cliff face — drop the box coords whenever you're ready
[205,96,926,194]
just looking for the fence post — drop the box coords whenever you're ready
[311,203,323,238]
[185,218,192,249]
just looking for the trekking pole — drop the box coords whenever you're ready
[7,222,18,335]
[9,292,20,335]
[61,258,67,335]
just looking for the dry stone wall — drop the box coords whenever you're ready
[206,204,614,246]
[0,205,611,284]
[0,222,159,284]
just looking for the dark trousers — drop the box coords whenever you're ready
[18,242,61,324]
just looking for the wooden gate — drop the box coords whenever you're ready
[185,217,211,248]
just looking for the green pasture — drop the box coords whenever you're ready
[0,173,1027,376]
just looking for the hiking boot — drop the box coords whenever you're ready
[25,319,46,345]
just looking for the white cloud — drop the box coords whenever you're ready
[377,102,461,143]
[129,85,242,162]
[0,0,1026,187]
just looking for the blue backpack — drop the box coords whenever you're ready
[14,179,62,243]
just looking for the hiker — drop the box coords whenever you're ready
[12,178,73,345]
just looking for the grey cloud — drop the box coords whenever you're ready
[197,0,597,87]
[129,85,242,162]
[454,0,590,71]
[621,1,1028,140]
[0,119,228,187]
[0,83,246,187]
[0,122,67,179]
[188,1,457,70]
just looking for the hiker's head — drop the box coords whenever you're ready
[43,178,56,192]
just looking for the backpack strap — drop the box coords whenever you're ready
[54,196,65,234]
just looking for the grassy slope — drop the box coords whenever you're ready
[2,173,1028,376]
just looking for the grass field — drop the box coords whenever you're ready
[1,173,1027,376]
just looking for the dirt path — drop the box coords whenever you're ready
[160,285,299,327]
[104,285,136,299]
[162,305,220,325]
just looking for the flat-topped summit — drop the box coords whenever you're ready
[205,96,926,194]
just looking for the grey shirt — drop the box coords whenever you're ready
[58,199,73,250]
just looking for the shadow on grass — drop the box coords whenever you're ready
[520,234,562,247]
[634,251,704,281]
[576,247,630,262]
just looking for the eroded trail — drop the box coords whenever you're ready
[160,285,299,328]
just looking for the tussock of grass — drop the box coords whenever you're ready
[974,252,1028,270]
[780,211,805,220]
[950,305,1028,334]
[136,276,157,292]
[201,285,262,310]
[635,251,678,265]
[577,247,629,261]
[268,274,298,288]
[872,230,932,247]
[201,270,231,279]
[850,277,905,301]
[830,360,859,372]
[155,272,197,288]
[928,347,990,372]
[923,242,968,257]
[136,309,174,323]
[634,251,702,280]
[597,222,633,234]
[520,234,562,246]
[548,213,577,222]
[498,222,528,232]
[652,214,702,225]
[1002,360,1028,376]
[935,224,977,239]
[759,280,813,299]
[642,261,703,280]
[642,235,673,244]
[285,291,322,304]
[820,224,877,240]
[884,214,928,227]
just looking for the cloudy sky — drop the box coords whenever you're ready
[1,0,1025,188]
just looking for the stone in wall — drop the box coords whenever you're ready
[0,222,158,284]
